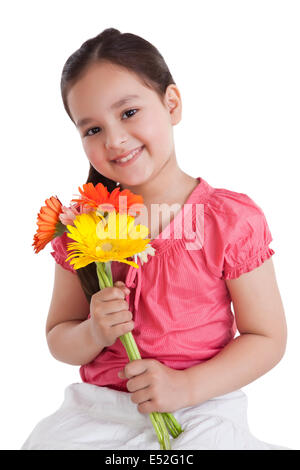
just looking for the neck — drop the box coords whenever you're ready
[119,157,198,207]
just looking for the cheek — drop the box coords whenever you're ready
[82,140,103,167]
[140,113,172,149]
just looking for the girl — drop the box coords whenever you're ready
[21,28,288,450]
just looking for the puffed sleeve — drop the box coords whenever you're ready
[203,189,275,280]
[50,231,77,274]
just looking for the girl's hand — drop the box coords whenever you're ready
[89,281,133,348]
[118,359,189,414]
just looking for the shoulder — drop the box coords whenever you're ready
[206,184,265,219]
[203,183,270,242]
[199,181,274,279]
[51,231,71,257]
[50,231,76,274]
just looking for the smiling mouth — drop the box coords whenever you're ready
[112,146,144,166]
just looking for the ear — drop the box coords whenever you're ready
[164,84,182,125]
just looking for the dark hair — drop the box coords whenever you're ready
[60,27,176,302]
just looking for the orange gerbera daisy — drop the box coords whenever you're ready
[32,196,66,253]
[109,187,144,214]
[71,182,144,214]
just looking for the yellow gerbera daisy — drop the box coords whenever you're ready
[65,211,150,269]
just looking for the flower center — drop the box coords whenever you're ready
[100,242,113,252]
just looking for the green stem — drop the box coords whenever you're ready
[163,412,183,436]
[162,414,181,438]
[122,332,141,360]
[105,261,113,285]
[97,262,111,287]
[122,330,182,442]
[149,413,163,446]
[153,412,171,449]
[162,415,177,438]
[149,413,171,450]
[94,261,182,449]
[120,334,136,361]
[96,263,106,289]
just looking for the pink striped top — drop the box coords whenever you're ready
[50,177,275,392]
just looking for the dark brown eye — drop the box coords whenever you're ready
[85,127,100,137]
[84,109,139,137]
[122,108,138,119]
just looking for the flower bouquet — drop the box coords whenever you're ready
[32,182,183,450]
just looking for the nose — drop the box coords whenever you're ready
[104,125,128,150]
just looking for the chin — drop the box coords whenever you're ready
[119,168,153,188]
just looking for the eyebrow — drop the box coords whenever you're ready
[76,94,140,128]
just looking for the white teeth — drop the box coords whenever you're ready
[116,147,142,163]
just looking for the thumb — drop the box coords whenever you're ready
[114,280,130,296]
[118,369,126,379]
[114,280,125,287]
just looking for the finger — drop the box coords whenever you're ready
[130,385,152,408]
[137,398,155,415]
[107,310,133,327]
[101,287,126,301]
[101,299,130,316]
[126,374,150,393]
[123,359,149,379]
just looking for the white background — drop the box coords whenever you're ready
[1,0,299,450]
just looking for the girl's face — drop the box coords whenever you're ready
[67,61,181,187]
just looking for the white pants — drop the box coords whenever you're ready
[21,382,289,450]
